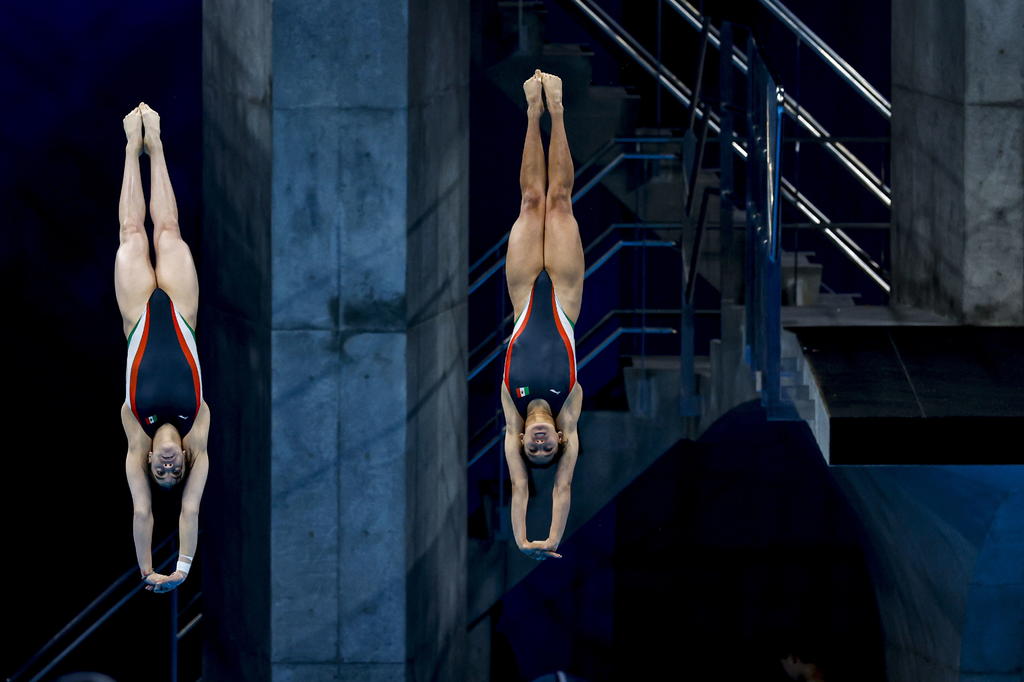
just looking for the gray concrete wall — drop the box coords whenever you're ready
[891,0,1024,324]
[268,2,410,679]
[405,1,470,679]
[202,1,467,679]
[201,1,273,679]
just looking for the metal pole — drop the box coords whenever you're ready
[688,18,710,132]
[517,0,524,53]
[744,35,757,368]
[719,23,737,305]
[170,588,179,682]
[656,0,663,127]
[687,109,710,214]
[792,36,801,304]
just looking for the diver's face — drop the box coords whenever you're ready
[522,422,558,457]
[149,445,185,488]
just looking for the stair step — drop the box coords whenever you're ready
[792,398,816,422]
[542,42,594,57]
[781,370,804,387]
[781,250,823,306]
[626,355,680,370]
[784,384,811,402]
[624,354,711,374]
[816,293,861,307]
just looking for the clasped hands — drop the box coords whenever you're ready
[142,569,187,593]
[518,538,562,561]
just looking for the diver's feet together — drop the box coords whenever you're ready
[522,69,564,116]
[123,102,163,156]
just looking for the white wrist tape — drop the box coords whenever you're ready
[177,554,194,576]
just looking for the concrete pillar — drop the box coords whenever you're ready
[202,1,468,679]
[891,0,1024,324]
[200,0,273,678]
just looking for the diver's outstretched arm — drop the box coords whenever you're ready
[504,429,530,548]
[501,387,530,547]
[122,406,154,577]
[546,383,583,551]
[546,428,579,549]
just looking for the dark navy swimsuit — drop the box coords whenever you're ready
[503,270,577,419]
[125,288,203,438]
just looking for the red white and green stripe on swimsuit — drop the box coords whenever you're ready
[503,270,577,420]
[125,288,203,438]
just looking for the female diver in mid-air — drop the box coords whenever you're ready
[502,71,584,561]
[117,103,210,593]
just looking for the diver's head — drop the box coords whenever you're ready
[149,423,186,489]
[520,403,565,467]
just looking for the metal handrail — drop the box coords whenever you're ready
[781,93,890,206]
[756,0,891,117]
[668,0,891,119]
[8,534,200,682]
[664,0,891,207]
[778,177,890,292]
[563,0,891,292]
[20,549,180,682]
[573,136,686,183]
[584,240,677,278]
[567,0,696,108]
[7,534,176,682]
[572,152,678,203]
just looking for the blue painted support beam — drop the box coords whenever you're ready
[584,240,677,278]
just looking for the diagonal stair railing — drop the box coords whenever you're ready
[666,0,891,206]
[7,532,202,682]
[560,0,891,293]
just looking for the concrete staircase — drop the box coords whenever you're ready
[781,327,831,460]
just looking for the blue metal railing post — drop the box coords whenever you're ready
[764,84,786,418]
[744,38,790,419]
[744,36,758,369]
